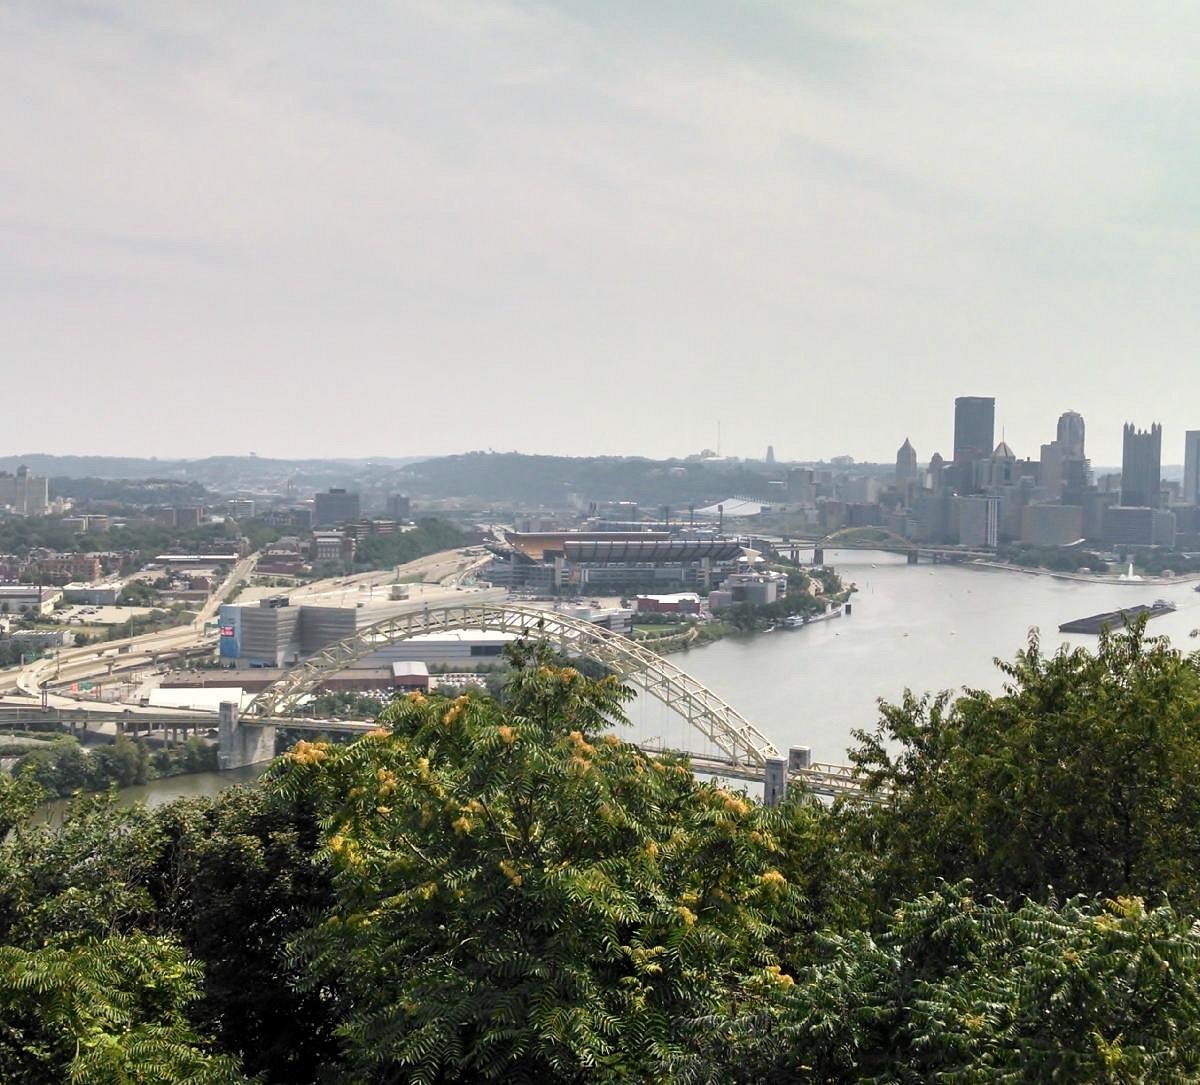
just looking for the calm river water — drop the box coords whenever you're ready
[87,550,1200,807]
[625,549,1200,764]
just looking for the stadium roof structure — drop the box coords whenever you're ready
[693,499,770,518]
[503,531,670,560]
[498,531,744,563]
[561,538,743,562]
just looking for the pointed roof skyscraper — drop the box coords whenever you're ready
[896,437,918,483]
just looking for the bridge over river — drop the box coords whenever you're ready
[762,528,994,567]
[2,602,868,803]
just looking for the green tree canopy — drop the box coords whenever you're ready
[738,883,1200,1082]
[270,646,816,1083]
[849,620,1200,910]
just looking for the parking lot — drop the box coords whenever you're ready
[55,604,161,626]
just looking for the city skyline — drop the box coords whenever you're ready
[5,3,1200,464]
[2,394,1196,471]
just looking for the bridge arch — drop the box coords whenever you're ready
[244,603,781,767]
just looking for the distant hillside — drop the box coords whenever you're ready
[0,454,427,489]
[398,452,788,506]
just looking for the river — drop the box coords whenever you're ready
[75,550,1200,806]
[624,550,1200,764]
[36,764,268,824]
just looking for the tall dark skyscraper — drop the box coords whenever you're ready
[953,396,995,466]
[1056,411,1085,459]
[1121,423,1162,508]
[1184,431,1200,506]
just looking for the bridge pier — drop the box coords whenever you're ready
[812,546,824,566]
[763,757,787,807]
[217,701,275,771]
[907,550,919,565]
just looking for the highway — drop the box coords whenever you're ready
[1,552,258,703]
[0,548,496,706]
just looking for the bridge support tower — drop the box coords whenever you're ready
[763,756,787,807]
[907,550,919,565]
[812,546,824,566]
[217,701,275,771]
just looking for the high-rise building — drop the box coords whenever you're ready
[787,468,815,502]
[953,397,996,466]
[1056,411,1086,459]
[1040,441,1066,499]
[386,493,412,520]
[971,440,1018,491]
[954,495,999,548]
[928,452,945,492]
[1104,506,1175,548]
[1120,423,1162,509]
[1021,504,1084,547]
[313,488,361,527]
[175,506,204,529]
[0,466,49,517]
[1184,431,1200,506]
[895,438,917,484]
[765,445,775,465]
[1061,457,1091,506]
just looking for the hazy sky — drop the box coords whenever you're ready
[4,2,1198,465]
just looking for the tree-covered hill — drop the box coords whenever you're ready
[399,451,789,505]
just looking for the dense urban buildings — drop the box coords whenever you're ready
[1120,423,1163,508]
[823,397,1197,551]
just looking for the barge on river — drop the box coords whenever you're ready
[783,604,845,629]
[1059,599,1176,635]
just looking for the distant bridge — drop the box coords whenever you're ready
[773,532,994,566]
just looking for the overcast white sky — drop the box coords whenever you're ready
[4,1,1198,465]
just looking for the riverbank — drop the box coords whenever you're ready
[637,593,852,657]
[967,560,1200,587]
[33,762,270,824]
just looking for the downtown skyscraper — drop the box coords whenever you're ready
[1121,423,1162,508]
[953,397,995,465]
[1056,411,1085,459]
[1184,430,1200,505]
